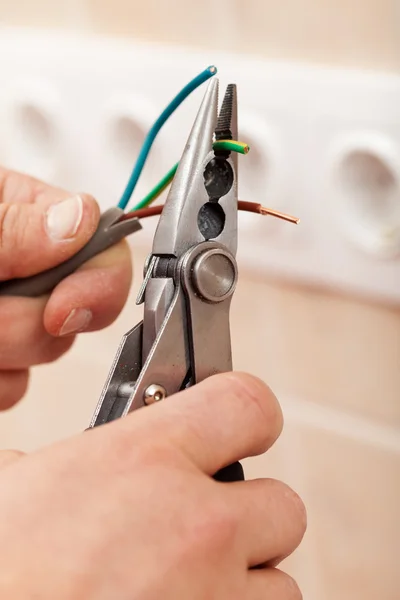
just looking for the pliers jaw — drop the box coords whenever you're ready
[152,77,238,258]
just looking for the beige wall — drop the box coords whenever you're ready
[1,0,400,71]
[0,2,399,599]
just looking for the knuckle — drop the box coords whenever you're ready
[105,416,165,465]
[193,497,238,553]
[0,203,39,280]
[0,204,20,279]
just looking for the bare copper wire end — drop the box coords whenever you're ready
[259,206,300,224]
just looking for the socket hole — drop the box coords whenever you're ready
[15,103,54,152]
[10,102,56,179]
[109,115,146,171]
[334,149,400,257]
[338,151,397,217]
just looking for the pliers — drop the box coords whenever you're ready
[89,78,244,481]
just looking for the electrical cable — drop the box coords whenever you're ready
[130,139,250,212]
[120,201,299,223]
[132,163,178,212]
[213,140,249,154]
[117,65,217,211]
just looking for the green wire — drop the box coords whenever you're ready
[213,140,250,154]
[130,140,250,212]
[131,163,178,211]
[117,66,217,211]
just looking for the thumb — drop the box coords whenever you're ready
[0,194,100,281]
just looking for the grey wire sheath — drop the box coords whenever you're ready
[0,208,142,298]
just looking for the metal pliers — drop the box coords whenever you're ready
[89,78,244,481]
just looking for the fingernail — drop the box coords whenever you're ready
[46,195,83,241]
[59,308,92,336]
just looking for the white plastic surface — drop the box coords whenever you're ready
[0,27,399,303]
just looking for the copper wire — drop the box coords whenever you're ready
[121,201,299,224]
[258,206,300,224]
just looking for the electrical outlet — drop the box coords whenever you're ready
[0,27,399,304]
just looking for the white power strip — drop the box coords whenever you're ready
[0,27,399,304]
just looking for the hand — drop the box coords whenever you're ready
[0,373,306,599]
[0,167,132,409]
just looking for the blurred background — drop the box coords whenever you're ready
[0,2,399,599]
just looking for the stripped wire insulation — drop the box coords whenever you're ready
[130,139,250,212]
[120,201,299,224]
[117,65,217,211]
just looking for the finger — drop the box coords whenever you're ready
[231,479,306,567]
[247,568,302,600]
[0,296,74,369]
[117,372,283,475]
[0,192,100,280]
[0,450,26,468]
[0,167,67,206]
[0,370,30,409]
[43,240,133,336]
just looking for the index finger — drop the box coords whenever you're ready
[121,372,284,476]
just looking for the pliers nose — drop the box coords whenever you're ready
[152,78,239,258]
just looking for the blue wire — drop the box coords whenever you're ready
[117,65,218,211]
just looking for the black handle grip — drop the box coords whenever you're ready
[214,461,244,482]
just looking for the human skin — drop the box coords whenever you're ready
[0,169,306,599]
[0,167,132,408]
[0,373,306,599]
